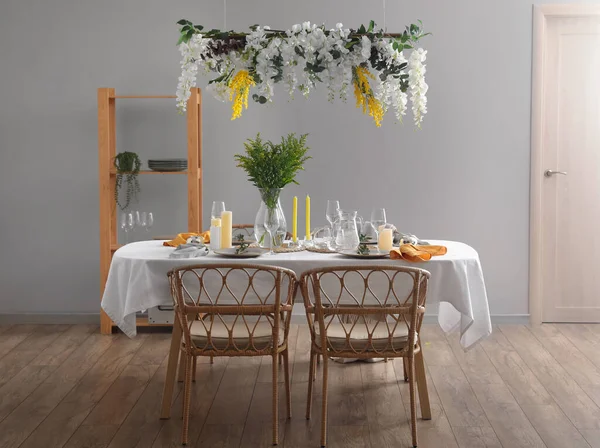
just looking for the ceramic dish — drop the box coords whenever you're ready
[337,249,390,259]
[213,247,265,258]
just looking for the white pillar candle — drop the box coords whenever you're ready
[378,228,394,251]
[210,218,221,250]
[220,211,233,248]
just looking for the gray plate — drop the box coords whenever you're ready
[148,166,187,172]
[337,249,390,259]
[213,248,266,258]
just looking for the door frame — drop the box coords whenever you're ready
[529,4,600,324]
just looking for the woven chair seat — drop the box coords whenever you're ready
[190,317,283,350]
[315,322,418,351]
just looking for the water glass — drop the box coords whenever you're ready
[313,227,333,250]
[211,201,226,220]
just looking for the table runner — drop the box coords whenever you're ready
[101,240,492,349]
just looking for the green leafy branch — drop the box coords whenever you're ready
[234,133,311,208]
[176,19,429,46]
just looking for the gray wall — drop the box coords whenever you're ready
[1,0,597,317]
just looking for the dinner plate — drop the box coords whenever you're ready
[337,249,390,259]
[213,247,266,258]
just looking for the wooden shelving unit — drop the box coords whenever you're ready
[98,87,202,334]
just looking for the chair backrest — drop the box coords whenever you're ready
[300,265,430,357]
[169,263,298,355]
[232,224,256,240]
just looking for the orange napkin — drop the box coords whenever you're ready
[163,231,210,247]
[390,244,447,262]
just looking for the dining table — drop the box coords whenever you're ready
[101,239,492,419]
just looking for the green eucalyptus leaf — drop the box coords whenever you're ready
[177,19,188,25]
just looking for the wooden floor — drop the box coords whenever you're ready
[0,324,599,447]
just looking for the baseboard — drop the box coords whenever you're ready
[0,311,531,326]
[0,313,101,325]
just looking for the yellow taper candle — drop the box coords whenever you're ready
[305,195,311,240]
[292,196,298,242]
[220,211,232,248]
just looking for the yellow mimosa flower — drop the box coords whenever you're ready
[352,65,384,127]
[228,70,256,120]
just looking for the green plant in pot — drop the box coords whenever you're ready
[235,133,310,248]
[114,151,141,210]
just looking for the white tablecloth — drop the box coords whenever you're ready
[101,240,492,349]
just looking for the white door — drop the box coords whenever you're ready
[536,8,600,322]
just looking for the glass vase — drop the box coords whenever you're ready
[254,188,287,248]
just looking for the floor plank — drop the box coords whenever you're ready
[452,427,502,448]
[18,334,147,448]
[0,331,115,448]
[3,324,600,447]
[107,356,171,448]
[445,333,546,447]
[500,324,600,430]
[0,325,70,387]
[481,326,554,406]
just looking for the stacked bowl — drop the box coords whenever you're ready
[147,158,188,172]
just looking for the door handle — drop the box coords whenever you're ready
[544,170,567,177]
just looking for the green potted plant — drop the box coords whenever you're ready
[114,151,141,210]
[235,133,310,247]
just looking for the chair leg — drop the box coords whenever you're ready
[181,354,193,445]
[210,355,214,365]
[408,356,418,448]
[306,350,316,420]
[283,349,292,419]
[403,357,409,382]
[178,350,186,382]
[279,353,283,365]
[272,353,279,446]
[414,350,431,420]
[320,354,329,448]
[192,356,197,383]
[317,353,321,365]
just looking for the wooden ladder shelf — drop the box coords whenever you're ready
[97,88,202,334]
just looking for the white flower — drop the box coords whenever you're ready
[360,35,371,61]
[408,48,428,127]
[175,21,428,127]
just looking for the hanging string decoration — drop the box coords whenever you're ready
[176,20,429,127]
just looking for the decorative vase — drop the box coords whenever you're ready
[254,188,287,248]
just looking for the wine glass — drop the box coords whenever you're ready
[326,200,340,229]
[120,212,130,243]
[211,201,226,219]
[145,212,154,233]
[263,207,283,255]
[138,212,148,233]
[370,208,387,242]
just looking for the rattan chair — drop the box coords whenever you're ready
[169,263,298,445]
[300,265,431,448]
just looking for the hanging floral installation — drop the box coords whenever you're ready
[176,20,429,127]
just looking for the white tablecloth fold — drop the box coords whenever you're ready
[101,240,492,349]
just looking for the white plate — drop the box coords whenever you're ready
[213,247,266,258]
[337,249,390,259]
